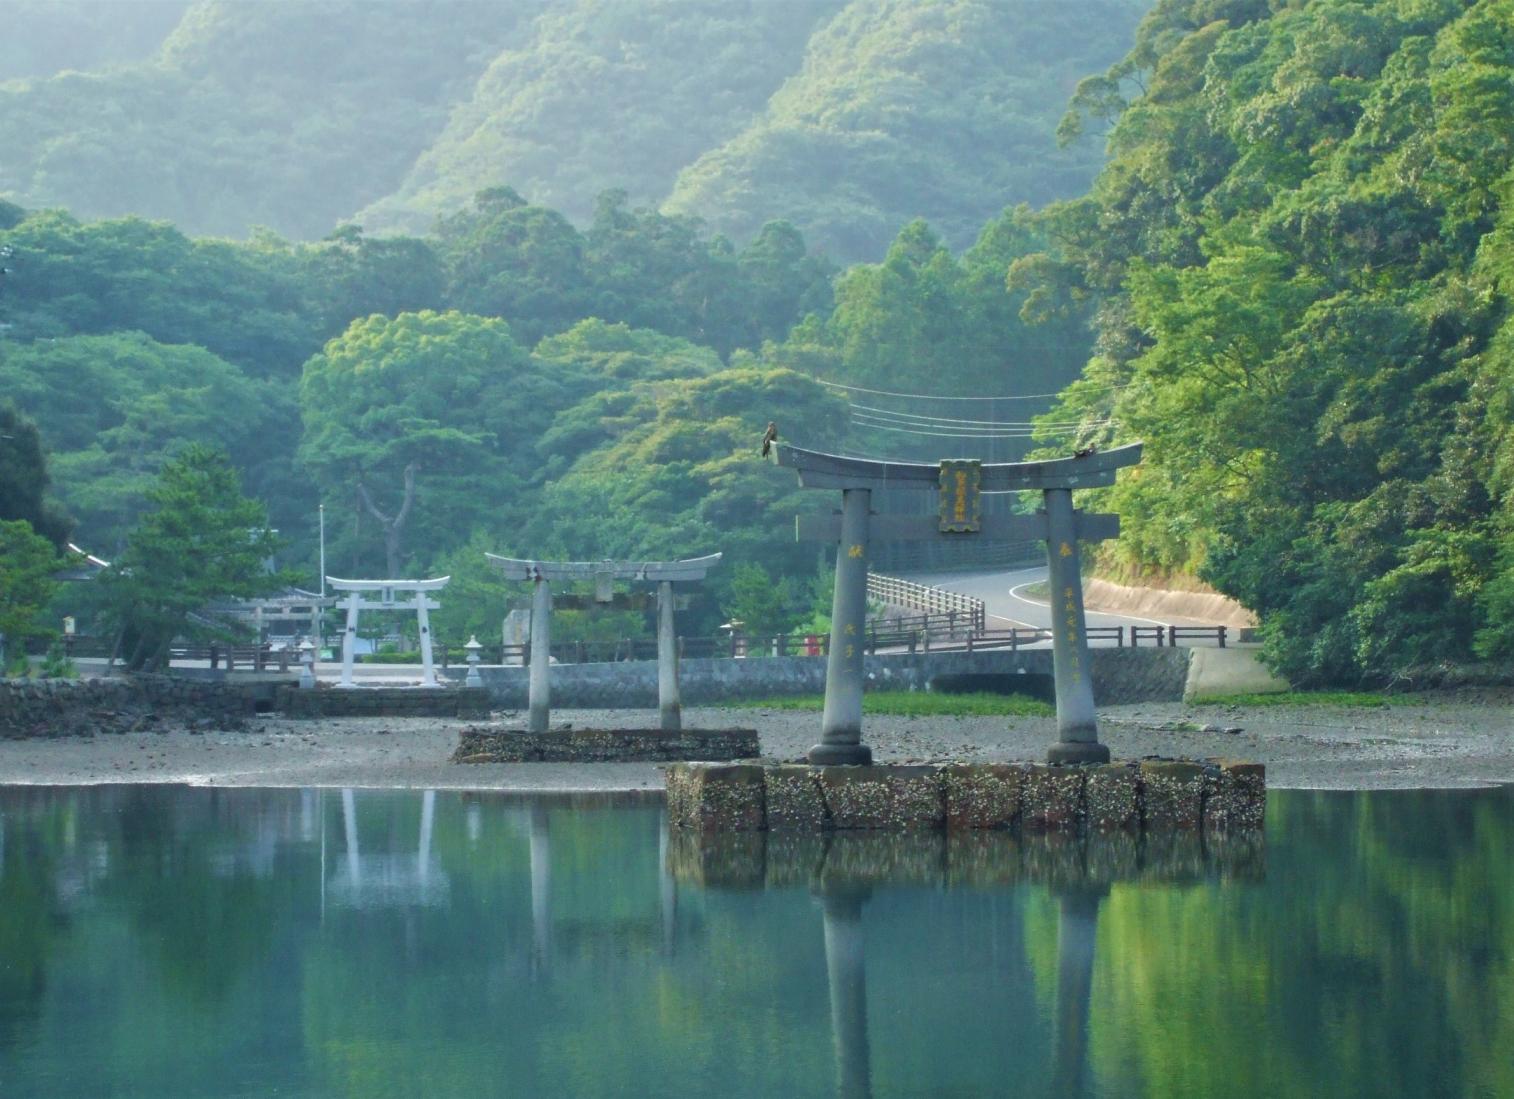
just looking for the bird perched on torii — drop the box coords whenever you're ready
[760,421,778,457]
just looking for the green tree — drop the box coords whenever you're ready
[0,332,293,551]
[0,519,60,671]
[97,445,280,670]
[299,310,575,577]
[0,403,71,548]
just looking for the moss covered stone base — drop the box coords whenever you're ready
[665,758,1265,835]
[454,726,758,763]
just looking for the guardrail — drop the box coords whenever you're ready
[434,622,1226,666]
[867,573,987,633]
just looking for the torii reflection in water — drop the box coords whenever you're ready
[813,881,1104,1099]
[328,788,449,910]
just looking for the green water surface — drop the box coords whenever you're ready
[0,785,1509,1098]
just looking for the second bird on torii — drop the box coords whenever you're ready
[760,421,778,457]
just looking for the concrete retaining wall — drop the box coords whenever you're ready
[444,647,1192,708]
[0,675,256,739]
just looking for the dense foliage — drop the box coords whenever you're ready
[11,0,1514,680]
[0,1,534,239]
[363,0,838,235]
[665,0,1147,260]
[1,0,1140,261]
[1022,0,1514,682]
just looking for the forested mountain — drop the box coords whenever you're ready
[0,0,1142,259]
[1023,0,1514,682]
[0,2,539,239]
[360,0,841,237]
[663,0,1148,258]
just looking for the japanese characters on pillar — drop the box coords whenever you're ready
[938,459,982,533]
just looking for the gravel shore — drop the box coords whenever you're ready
[1,688,1511,791]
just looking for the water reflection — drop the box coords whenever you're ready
[677,829,1264,1099]
[328,787,449,909]
[0,785,1510,1099]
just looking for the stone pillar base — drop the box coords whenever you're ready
[1046,741,1111,765]
[807,742,874,766]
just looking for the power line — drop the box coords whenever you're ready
[850,417,1046,440]
[819,378,1125,401]
[850,403,1109,428]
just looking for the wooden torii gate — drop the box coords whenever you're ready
[773,442,1142,766]
[485,553,722,733]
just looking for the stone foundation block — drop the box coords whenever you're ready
[818,766,944,830]
[455,726,757,763]
[941,763,1021,830]
[666,763,766,832]
[1085,763,1140,832]
[1203,760,1267,831]
[1020,765,1085,831]
[766,765,827,831]
[278,686,490,720]
[1140,760,1208,830]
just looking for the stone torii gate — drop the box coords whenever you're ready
[485,553,722,733]
[774,442,1142,766]
[327,576,451,688]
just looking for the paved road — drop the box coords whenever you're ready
[910,566,1224,633]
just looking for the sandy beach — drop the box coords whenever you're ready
[0,689,1510,791]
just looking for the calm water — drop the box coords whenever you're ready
[0,784,1510,1099]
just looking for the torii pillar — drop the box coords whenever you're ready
[486,554,722,733]
[775,442,1142,765]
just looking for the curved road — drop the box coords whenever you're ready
[910,566,1224,633]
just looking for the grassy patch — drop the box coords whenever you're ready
[1196,690,1416,708]
[714,691,1053,717]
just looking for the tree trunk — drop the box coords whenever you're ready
[356,463,417,578]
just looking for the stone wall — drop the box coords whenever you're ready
[445,647,1192,708]
[665,758,1265,835]
[274,686,490,719]
[0,675,257,739]
[453,725,759,763]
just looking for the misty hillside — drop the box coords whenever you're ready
[0,0,1144,259]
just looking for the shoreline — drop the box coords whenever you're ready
[0,689,1510,793]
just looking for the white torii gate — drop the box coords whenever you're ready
[327,576,451,688]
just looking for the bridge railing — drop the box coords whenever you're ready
[867,573,986,633]
[437,622,1227,666]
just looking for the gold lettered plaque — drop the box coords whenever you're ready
[938,459,982,533]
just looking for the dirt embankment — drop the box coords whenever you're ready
[1083,577,1257,628]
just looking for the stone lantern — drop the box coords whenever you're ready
[464,635,483,689]
[298,638,317,689]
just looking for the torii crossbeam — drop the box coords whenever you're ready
[486,553,722,732]
[772,442,1143,765]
